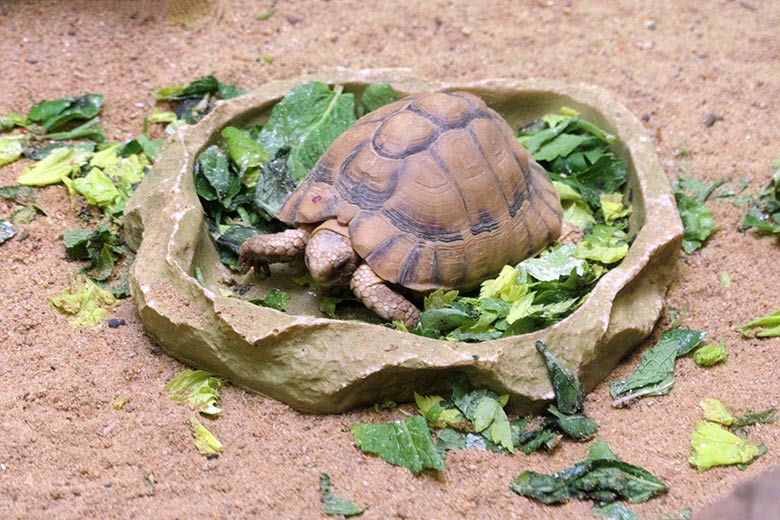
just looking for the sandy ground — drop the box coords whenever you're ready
[0,0,779,518]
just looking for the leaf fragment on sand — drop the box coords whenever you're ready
[609,329,706,407]
[351,415,445,474]
[189,416,224,456]
[700,398,734,425]
[319,473,365,517]
[49,274,117,326]
[165,369,223,416]
[0,136,25,167]
[739,310,780,338]
[689,421,764,471]
[17,146,93,186]
[693,337,727,367]
[510,438,667,505]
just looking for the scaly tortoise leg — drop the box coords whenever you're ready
[350,264,420,329]
[238,227,312,276]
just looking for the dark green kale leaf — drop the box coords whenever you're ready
[155,75,246,101]
[535,340,584,414]
[510,438,667,505]
[356,83,399,117]
[609,329,706,407]
[62,221,128,283]
[26,94,104,133]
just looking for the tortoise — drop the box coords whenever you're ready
[239,91,563,327]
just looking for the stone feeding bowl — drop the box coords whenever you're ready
[124,69,682,414]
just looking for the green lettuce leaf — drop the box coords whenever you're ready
[519,244,585,282]
[189,416,224,456]
[352,415,445,474]
[739,310,780,338]
[256,81,356,183]
[0,136,25,167]
[17,146,93,186]
[165,369,223,416]
[700,398,734,425]
[689,421,764,471]
[414,392,464,429]
[554,181,595,229]
[49,274,117,326]
[221,126,270,175]
[674,189,716,254]
[693,337,727,367]
[319,473,365,517]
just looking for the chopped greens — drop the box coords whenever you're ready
[673,176,718,254]
[729,408,777,432]
[165,369,223,416]
[49,274,117,326]
[692,337,727,367]
[689,421,765,471]
[319,473,365,517]
[62,220,130,285]
[250,288,290,311]
[740,310,780,338]
[609,328,707,407]
[700,398,735,426]
[351,415,446,474]
[0,136,25,167]
[510,438,667,505]
[189,416,224,456]
[742,158,780,234]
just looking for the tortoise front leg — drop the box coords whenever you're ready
[239,227,311,276]
[350,264,420,329]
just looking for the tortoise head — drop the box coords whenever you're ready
[305,223,359,289]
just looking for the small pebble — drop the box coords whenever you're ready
[703,112,723,127]
[25,56,38,64]
[108,318,127,328]
[286,15,299,25]
[646,20,656,30]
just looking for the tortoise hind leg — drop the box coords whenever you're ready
[350,264,420,328]
[239,227,312,276]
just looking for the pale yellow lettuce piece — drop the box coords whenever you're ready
[49,275,117,326]
[189,417,224,455]
[689,421,761,471]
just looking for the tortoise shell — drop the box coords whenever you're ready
[278,91,563,292]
